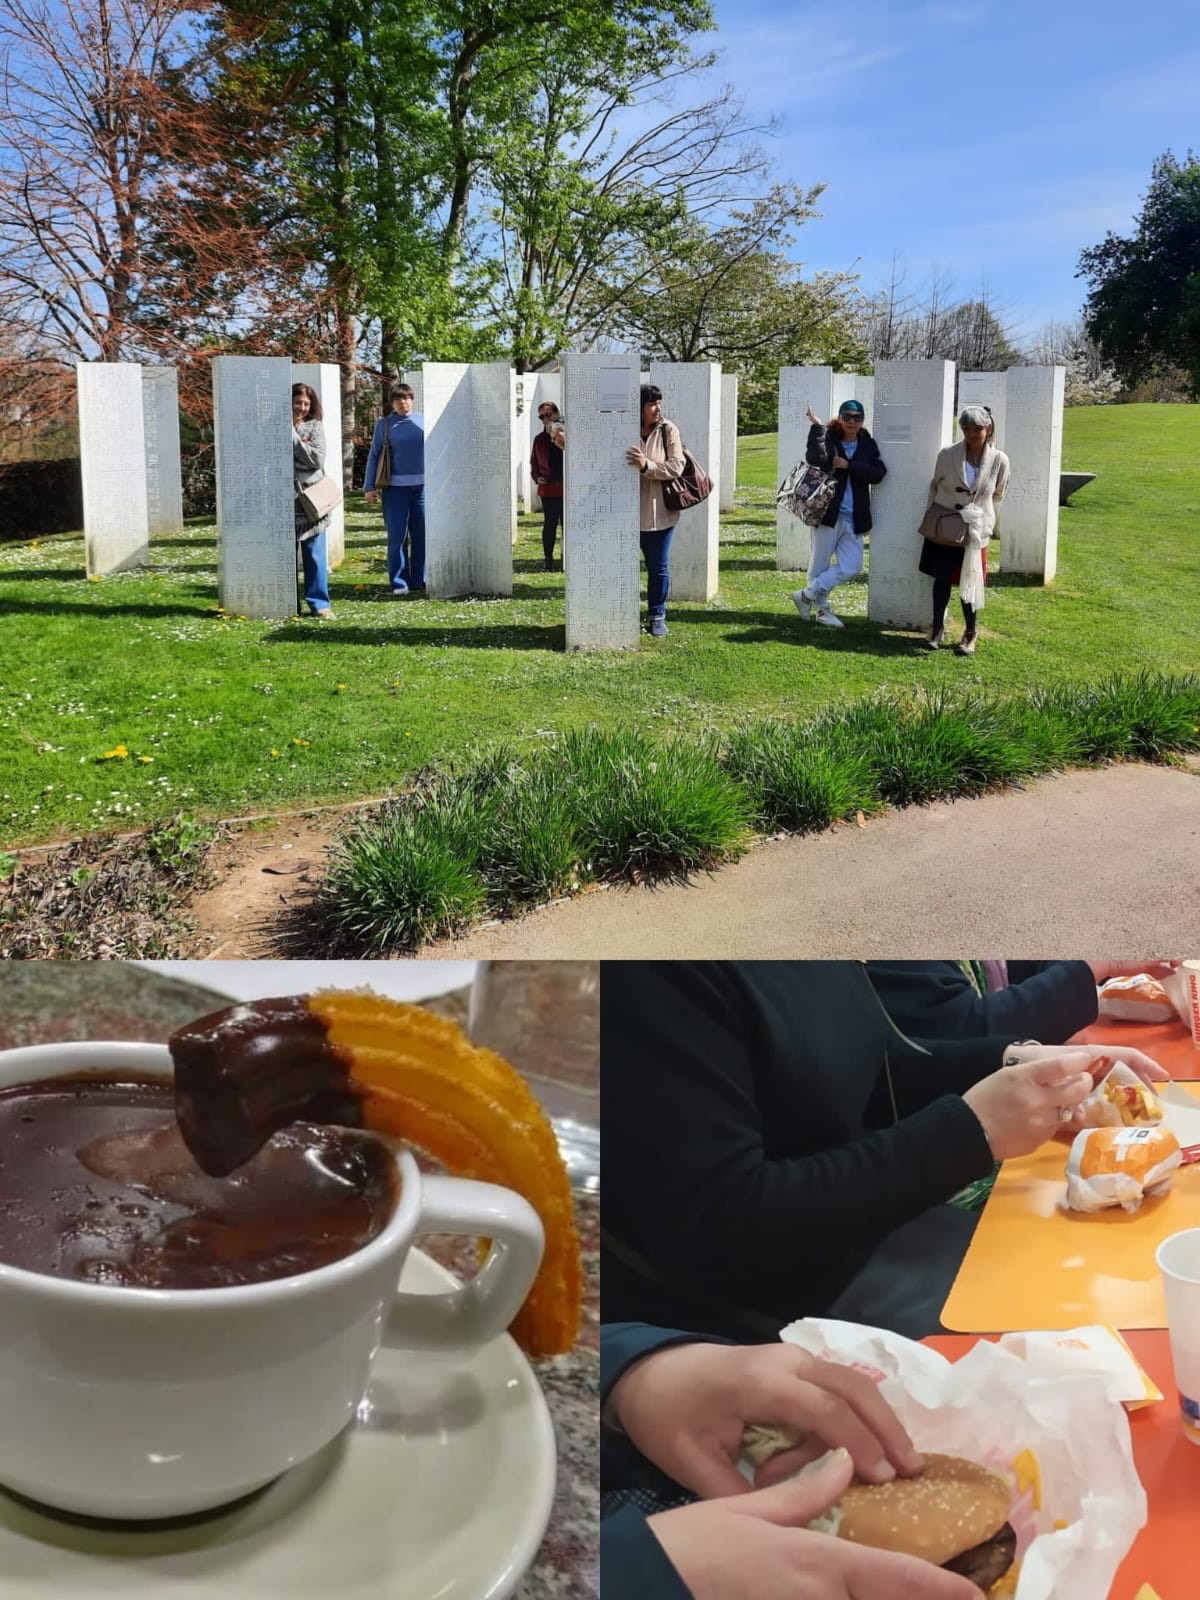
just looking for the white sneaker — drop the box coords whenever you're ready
[791,589,814,620]
[814,608,844,629]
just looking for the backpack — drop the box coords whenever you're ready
[658,423,714,512]
[775,460,840,527]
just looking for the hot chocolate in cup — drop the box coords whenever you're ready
[0,1041,544,1520]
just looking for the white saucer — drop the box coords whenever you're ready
[0,1250,556,1599]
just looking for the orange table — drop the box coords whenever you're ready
[926,1331,1191,1598]
[942,1014,1200,1332]
[1076,1013,1199,1082]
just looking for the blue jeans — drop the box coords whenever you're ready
[300,529,330,613]
[639,526,675,617]
[382,485,426,589]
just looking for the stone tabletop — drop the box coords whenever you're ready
[0,963,599,1600]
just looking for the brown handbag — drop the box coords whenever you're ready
[919,501,968,548]
[373,419,392,489]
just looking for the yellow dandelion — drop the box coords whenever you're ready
[270,748,280,757]
[137,755,154,764]
[102,744,129,760]
[292,737,310,746]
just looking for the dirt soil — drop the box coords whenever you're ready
[184,815,339,956]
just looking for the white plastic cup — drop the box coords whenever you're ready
[1182,960,1200,1052]
[1156,1226,1200,1444]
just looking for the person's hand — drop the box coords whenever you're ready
[649,1450,980,1600]
[364,489,378,504]
[1089,960,1182,984]
[805,403,823,426]
[962,1048,1096,1159]
[832,455,849,470]
[551,425,566,448]
[626,444,647,469]
[608,1340,921,1499]
[1073,1043,1169,1086]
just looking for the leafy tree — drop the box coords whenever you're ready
[1078,151,1200,398]
[601,184,864,430]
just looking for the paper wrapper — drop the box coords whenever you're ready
[997,1325,1162,1409]
[1097,975,1176,1024]
[777,1318,1146,1600]
[1076,1061,1163,1129]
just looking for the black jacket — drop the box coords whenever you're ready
[866,961,1098,1046]
[602,962,1007,1343]
[805,423,886,532]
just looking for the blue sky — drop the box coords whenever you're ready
[689,0,1200,340]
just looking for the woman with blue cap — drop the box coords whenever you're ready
[792,398,886,629]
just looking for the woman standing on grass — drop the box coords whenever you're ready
[292,383,334,621]
[918,404,1010,655]
[791,397,886,629]
[626,385,685,639]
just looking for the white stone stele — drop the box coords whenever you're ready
[213,355,297,619]
[719,374,738,512]
[562,352,641,652]
[832,373,874,432]
[776,366,832,571]
[141,367,183,539]
[423,362,513,599]
[649,361,721,602]
[1000,365,1065,582]
[291,362,344,568]
[77,362,150,577]
[520,370,563,513]
[866,359,955,630]
[403,369,424,412]
[957,371,1007,448]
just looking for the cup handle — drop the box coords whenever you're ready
[383,1175,544,1352]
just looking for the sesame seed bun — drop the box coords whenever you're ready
[828,1453,1011,1565]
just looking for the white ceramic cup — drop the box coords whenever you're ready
[0,1041,545,1519]
[1156,1226,1200,1445]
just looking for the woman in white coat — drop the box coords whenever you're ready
[918,404,1011,655]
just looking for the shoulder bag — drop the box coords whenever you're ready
[919,502,968,548]
[373,417,392,489]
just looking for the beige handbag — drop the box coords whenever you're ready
[298,471,342,525]
[919,501,968,548]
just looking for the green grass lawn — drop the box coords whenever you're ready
[3,403,1198,848]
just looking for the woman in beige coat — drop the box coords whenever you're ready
[918,404,1011,655]
[626,384,685,638]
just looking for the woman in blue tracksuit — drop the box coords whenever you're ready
[363,381,426,594]
[601,1322,977,1599]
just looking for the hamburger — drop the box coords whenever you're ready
[810,1452,1016,1592]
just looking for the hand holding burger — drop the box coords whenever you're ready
[649,1449,983,1600]
[608,1338,923,1500]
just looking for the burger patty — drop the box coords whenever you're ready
[942,1521,1017,1591]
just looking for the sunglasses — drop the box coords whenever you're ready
[838,412,863,422]
[538,411,557,420]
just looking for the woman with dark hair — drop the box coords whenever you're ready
[918,404,1011,655]
[626,384,685,638]
[292,382,334,620]
[792,398,886,629]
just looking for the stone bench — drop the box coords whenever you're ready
[1059,471,1096,506]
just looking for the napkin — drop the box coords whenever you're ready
[997,1325,1162,1409]
[776,1318,1147,1600]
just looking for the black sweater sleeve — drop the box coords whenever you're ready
[804,423,833,468]
[868,961,1098,1046]
[604,964,996,1310]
